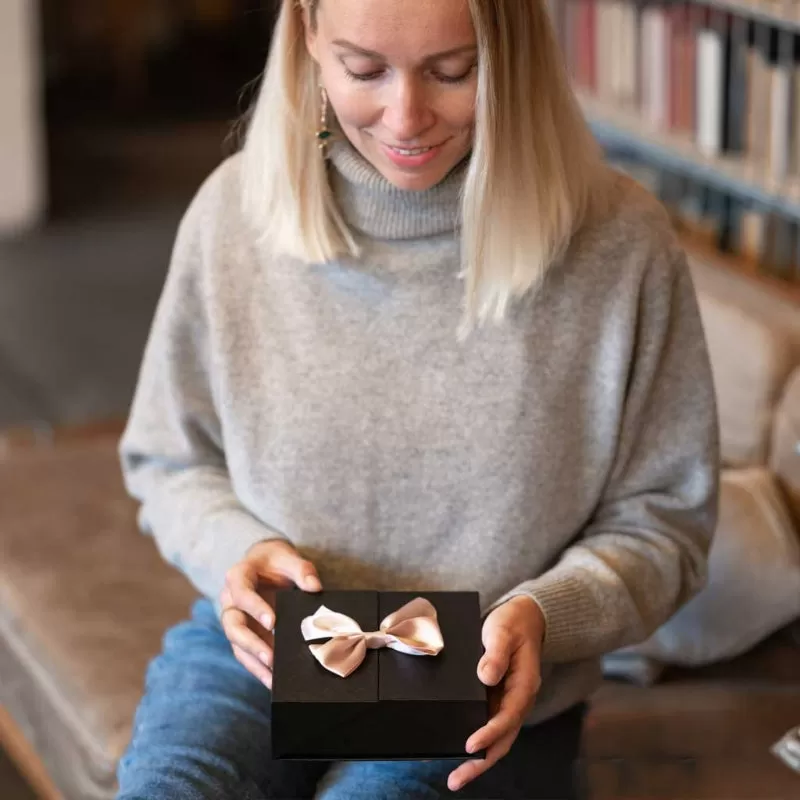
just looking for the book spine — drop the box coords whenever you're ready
[724,15,749,154]
[641,4,669,128]
[697,25,725,157]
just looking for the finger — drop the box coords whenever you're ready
[222,608,274,666]
[465,678,535,755]
[250,611,277,642]
[269,547,323,593]
[466,652,539,754]
[232,643,273,689]
[448,726,518,792]
[225,562,278,629]
[479,622,514,687]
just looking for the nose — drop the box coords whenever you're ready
[382,75,435,143]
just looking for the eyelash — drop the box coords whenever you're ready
[343,66,474,85]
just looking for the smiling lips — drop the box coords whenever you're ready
[382,140,446,168]
[388,145,435,155]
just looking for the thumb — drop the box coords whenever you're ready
[479,608,515,686]
[270,544,323,592]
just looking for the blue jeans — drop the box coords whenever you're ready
[117,599,585,799]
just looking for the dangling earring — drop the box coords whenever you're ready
[316,86,332,150]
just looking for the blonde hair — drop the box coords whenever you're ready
[242,0,603,328]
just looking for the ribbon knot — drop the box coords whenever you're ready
[300,597,445,678]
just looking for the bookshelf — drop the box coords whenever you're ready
[552,0,800,293]
[581,91,800,219]
[699,1,800,32]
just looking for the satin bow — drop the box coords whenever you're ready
[300,597,445,678]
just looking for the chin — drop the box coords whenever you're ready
[378,147,470,192]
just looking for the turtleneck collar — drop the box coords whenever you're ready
[327,138,466,241]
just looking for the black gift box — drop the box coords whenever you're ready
[271,590,488,760]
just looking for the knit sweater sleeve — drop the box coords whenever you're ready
[119,164,287,601]
[489,249,720,663]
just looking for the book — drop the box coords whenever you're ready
[641,3,669,128]
[724,15,750,153]
[697,23,726,157]
[669,3,697,133]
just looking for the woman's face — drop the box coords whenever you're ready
[306,0,478,192]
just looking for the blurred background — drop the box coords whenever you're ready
[3,0,800,434]
[2,0,800,431]
[549,0,800,291]
[0,0,277,432]
[1,2,799,800]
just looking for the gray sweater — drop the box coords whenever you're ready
[120,141,719,723]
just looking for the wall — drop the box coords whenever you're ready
[0,0,46,235]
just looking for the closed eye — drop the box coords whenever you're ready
[344,66,476,85]
[344,66,385,82]
[434,66,475,85]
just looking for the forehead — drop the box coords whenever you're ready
[316,0,475,59]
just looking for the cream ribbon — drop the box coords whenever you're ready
[300,597,445,678]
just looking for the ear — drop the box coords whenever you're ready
[301,1,320,63]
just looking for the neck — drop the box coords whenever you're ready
[327,138,466,241]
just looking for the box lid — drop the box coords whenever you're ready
[273,590,379,703]
[378,591,486,703]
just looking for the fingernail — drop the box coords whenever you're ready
[259,652,271,666]
[466,740,477,754]
[260,614,274,630]
[306,575,322,592]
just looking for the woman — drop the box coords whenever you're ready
[116,0,719,798]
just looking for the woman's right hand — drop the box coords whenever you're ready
[219,539,322,689]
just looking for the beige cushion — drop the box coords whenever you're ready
[630,468,800,667]
[694,290,795,467]
[771,367,800,525]
[689,256,800,467]
[0,439,197,799]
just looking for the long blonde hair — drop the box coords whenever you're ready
[242,0,603,328]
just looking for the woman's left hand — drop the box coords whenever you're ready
[447,595,546,793]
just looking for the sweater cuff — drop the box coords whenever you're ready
[488,572,602,663]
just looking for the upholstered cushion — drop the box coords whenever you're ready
[693,290,794,467]
[689,256,800,467]
[627,468,800,668]
[0,439,197,799]
[771,367,800,525]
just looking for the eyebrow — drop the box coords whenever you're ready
[331,40,477,62]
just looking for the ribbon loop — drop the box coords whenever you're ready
[300,597,445,678]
